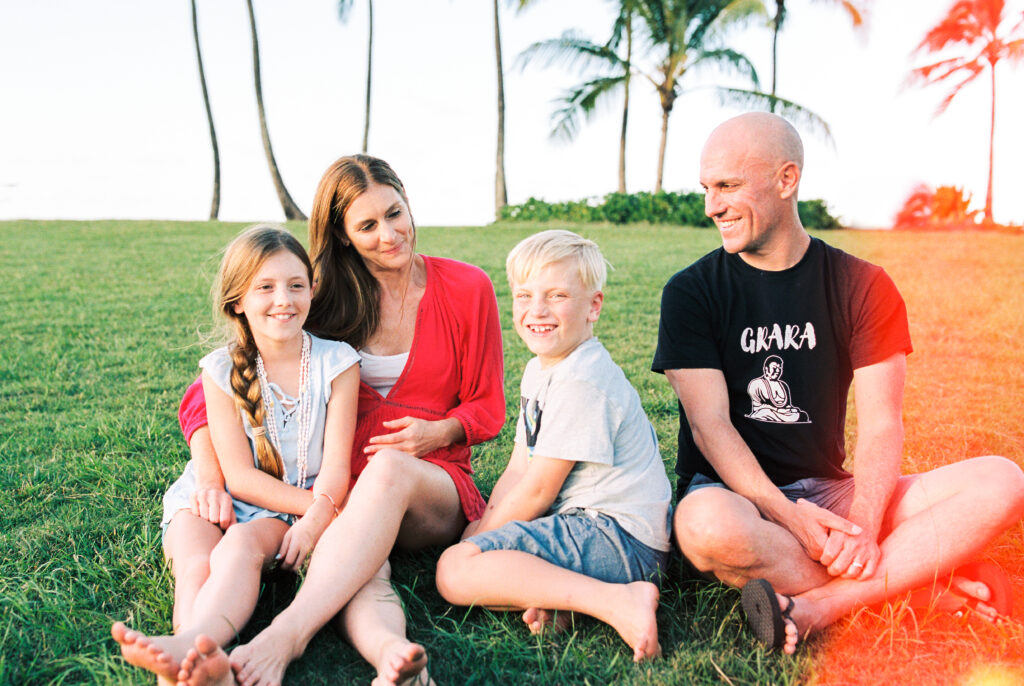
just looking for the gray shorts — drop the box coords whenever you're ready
[464,508,668,586]
[684,473,855,518]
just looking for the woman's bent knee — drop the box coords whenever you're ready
[357,449,416,496]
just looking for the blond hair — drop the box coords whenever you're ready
[213,224,312,479]
[505,229,608,292]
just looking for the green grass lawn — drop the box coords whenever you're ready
[2,220,1022,685]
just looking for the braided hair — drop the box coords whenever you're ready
[213,224,313,479]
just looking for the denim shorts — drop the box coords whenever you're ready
[684,473,855,518]
[464,508,668,586]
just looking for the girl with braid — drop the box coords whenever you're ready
[112,224,360,685]
[147,155,503,686]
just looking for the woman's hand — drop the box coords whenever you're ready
[365,416,464,457]
[276,497,334,571]
[190,487,236,530]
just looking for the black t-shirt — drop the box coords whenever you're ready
[652,237,912,489]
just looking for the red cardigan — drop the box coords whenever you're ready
[178,255,506,521]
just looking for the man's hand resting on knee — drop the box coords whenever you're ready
[777,498,862,563]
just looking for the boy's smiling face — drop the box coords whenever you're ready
[512,259,603,368]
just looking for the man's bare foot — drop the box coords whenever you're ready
[176,634,235,686]
[602,581,662,662]
[909,574,1000,620]
[229,622,305,686]
[521,608,573,636]
[111,621,188,681]
[371,640,432,686]
[774,593,813,655]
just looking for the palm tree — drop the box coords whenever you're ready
[518,1,637,193]
[768,1,868,111]
[493,0,509,220]
[338,0,373,153]
[191,0,219,219]
[909,0,1024,223]
[634,0,829,193]
[244,0,306,221]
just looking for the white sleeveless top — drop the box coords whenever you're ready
[359,349,409,397]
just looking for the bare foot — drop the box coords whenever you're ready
[909,574,999,620]
[521,608,573,636]
[602,581,662,662]
[111,621,189,682]
[371,640,432,686]
[176,634,236,686]
[228,622,305,686]
[773,594,811,655]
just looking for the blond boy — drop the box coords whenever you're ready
[435,230,672,662]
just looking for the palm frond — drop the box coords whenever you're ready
[911,54,981,83]
[516,31,625,74]
[337,0,354,23]
[708,86,834,144]
[692,47,760,88]
[933,62,986,116]
[683,1,732,53]
[549,75,629,141]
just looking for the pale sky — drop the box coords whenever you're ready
[2,0,1022,228]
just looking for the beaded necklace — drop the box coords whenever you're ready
[255,331,312,487]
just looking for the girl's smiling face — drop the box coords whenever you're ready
[234,249,312,348]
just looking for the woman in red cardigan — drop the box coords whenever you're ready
[172,156,504,686]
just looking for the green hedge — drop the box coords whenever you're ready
[499,191,841,229]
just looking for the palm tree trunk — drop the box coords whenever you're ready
[617,12,631,194]
[770,0,784,113]
[192,0,219,220]
[245,0,307,221]
[493,0,508,221]
[985,61,995,224]
[362,0,373,153]
[655,107,669,194]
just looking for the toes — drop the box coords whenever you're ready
[111,622,128,643]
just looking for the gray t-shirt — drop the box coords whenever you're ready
[515,337,672,551]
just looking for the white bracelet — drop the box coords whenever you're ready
[314,491,339,517]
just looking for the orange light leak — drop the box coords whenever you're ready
[805,584,1024,684]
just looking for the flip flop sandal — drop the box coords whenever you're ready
[741,578,794,649]
[954,561,1013,618]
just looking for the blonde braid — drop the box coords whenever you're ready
[227,319,283,479]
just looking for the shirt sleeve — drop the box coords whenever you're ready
[178,376,208,444]
[849,267,913,370]
[320,339,361,403]
[531,378,618,466]
[652,270,721,373]
[179,347,232,444]
[443,264,506,446]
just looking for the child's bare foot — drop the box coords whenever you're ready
[111,621,188,681]
[603,582,662,662]
[176,634,235,686]
[371,640,432,686]
[521,608,573,635]
[229,622,305,686]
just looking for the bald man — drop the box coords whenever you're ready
[652,112,1024,653]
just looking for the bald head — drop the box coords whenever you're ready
[704,112,804,175]
[699,112,809,268]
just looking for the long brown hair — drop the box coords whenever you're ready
[214,224,313,479]
[305,154,414,349]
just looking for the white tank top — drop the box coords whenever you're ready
[359,349,409,397]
